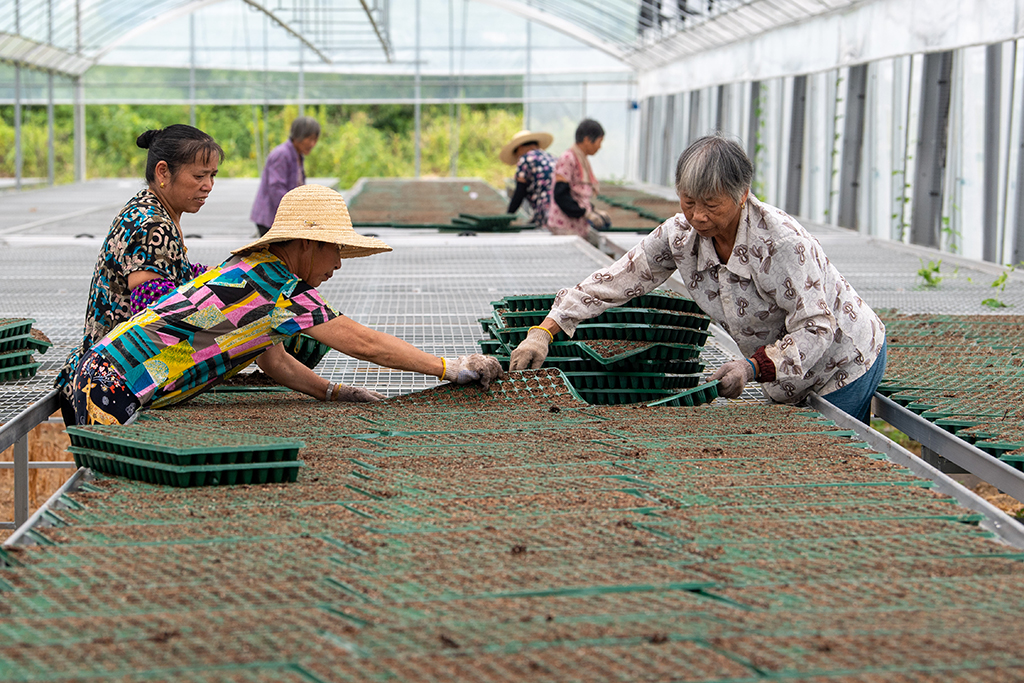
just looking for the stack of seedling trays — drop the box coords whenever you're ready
[0,318,51,383]
[444,213,524,232]
[479,290,719,406]
[65,423,304,487]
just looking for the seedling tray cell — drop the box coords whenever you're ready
[0,333,50,354]
[66,424,303,466]
[68,447,303,487]
[285,334,330,369]
[0,362,41,382]
[0,318,33,340]
[0,348,34,369]
[563,371,701,390]
[646,381,720,407]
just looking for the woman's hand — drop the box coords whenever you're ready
[708,358,756,399]
[509,327,552,370]
[443,354,505,389]
[327,383,385,402]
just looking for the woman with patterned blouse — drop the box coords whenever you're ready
[546,119,611,237]
[510,135,887,423]
[70,185,504,426]
[500,129,556,227]
[55,124,223,425]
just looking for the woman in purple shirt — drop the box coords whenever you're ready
[250,116,321,236]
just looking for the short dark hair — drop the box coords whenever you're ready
[575,119,604,144]
[674,134,753,204]
[289,116,321,142]
[136,125,224,183]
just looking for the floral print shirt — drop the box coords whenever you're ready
[515,149,556,226]
[548,195,886,403]
[55,188,193,400]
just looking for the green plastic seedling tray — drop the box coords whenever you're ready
[493,289,701,315]
[646,381,720,407]
[577,341,703,365]
[0,349,34,369]
[575,388,685,405]
[0,362,41,383]
[493,307,710,331]
[0,318,33,340]
[0,333,50,355]
[65,424,303,466]
[495,324,709,347]
[563,371,700,390]
[286,334,330,369]
[68,447,303,487]
[477,338,507,355]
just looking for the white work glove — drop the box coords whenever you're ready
[708,359,755,399]
[443,354,505,389]
[326,383,385,403]
[509,327,552,370]
[585,208,611,230]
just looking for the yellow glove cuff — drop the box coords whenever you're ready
[529,326,554,343]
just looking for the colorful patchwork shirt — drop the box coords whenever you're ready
[547,196,886,403]
[91,250,339,409]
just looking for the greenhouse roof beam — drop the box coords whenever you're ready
[89,0,334,69]
[627,0,859,70]
[357,0,392,62]
[472,0,630,63]
[0,32,91,76]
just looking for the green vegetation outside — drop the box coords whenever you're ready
[0,103,524,189]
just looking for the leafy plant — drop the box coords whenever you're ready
[982,298,1011,309]
[917,259,943,288]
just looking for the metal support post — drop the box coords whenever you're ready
[47,73,55,185]
[662,94,675,185]
[688,88,702,146]
[746,81,760,167]
[838,64,868,230]
[910,51,953,250]
[189,13,197,127]
[983,43,1002,263]
[715,84,727,132]
[1015,48,1024,264]
[785,74,807,216]
[298,47,304,117]
[638,98,651,182]
[14,65,22,190]
[73,77,86,182]
[13,436,28,529]
[414,0,422,178]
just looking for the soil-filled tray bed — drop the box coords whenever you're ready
[0,348,34,369]
[574,387,690,405]
[68,447,303,486]
[489,354,704,375]
[0,332,51,355]
[285,334,330,369]
[579,340,704,365]
[493,307,710,331]
[0,361,41,382]
[65,424,303,466]
[0,317,33,340]
[386,368,587,407]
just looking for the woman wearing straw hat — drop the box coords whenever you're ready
[500,129,556,227]
[69,184,505,426]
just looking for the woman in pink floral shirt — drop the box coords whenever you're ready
[511,135,886,422]
[546,119,611,236]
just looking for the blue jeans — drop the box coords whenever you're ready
[820,340,887,424]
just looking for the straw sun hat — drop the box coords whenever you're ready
[233,184,392,258]
[499,129,554,166]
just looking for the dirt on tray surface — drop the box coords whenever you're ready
[3,370,1024,680]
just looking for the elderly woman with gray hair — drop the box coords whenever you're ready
[251,116,322,237]
[510,134,887,422]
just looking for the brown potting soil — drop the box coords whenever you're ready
[347,179,509,226]
[2,371,1023,681]
[28,328,50,344]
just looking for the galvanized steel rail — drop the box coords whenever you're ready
[0,390,74,531]
[872,391,1024,504]
[809,392,1024,549]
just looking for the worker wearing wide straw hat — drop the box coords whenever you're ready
[500,129,556,227]
[69,184,504,426]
